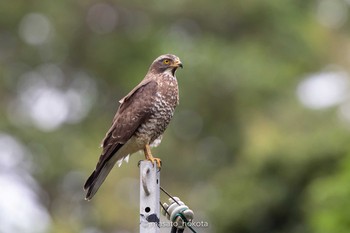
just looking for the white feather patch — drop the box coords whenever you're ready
[124,154,130,163]
[116,154,130,167]
[117,158,123,167]
[150,135,163,147]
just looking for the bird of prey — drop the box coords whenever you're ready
[84,54,183,200]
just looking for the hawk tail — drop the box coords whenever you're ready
[84,160,114,200]
[84,144,123,200]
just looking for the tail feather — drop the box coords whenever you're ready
[84,144,124,200]
[84,171,96,191]
[84,159,117,200]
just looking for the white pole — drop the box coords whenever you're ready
[140,161,160,233]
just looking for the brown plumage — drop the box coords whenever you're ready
[84,54,183,200]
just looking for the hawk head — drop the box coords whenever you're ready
[149,54,183,76]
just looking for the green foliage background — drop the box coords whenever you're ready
[1,0,350,232]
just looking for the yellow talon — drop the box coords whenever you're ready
[152,157,162,168]
[144,144,162,168]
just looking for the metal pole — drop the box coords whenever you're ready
[140,161,160,233]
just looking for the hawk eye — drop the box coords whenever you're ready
[163,59,170,65]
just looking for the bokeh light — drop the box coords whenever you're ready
[316,0,348,29]
[7,65,97,131]
[86,3,119,34]
[0,133,51,233]
[296,69,350,109]
[18,13,52,45]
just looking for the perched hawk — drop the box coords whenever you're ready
[84,54,183,200]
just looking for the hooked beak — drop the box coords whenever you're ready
[172,59,183,69]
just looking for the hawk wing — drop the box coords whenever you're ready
[95,79,158,173]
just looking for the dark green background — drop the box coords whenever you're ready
[1,0,350,232]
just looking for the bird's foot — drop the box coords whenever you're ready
[138,158,162,169]
[147,157,162,168]
[144,144,162,168]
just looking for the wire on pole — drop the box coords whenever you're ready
[139,161,197,233]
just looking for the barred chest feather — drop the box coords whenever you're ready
[135,73,179,144]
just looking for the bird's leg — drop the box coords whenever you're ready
[144,144,162,168]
